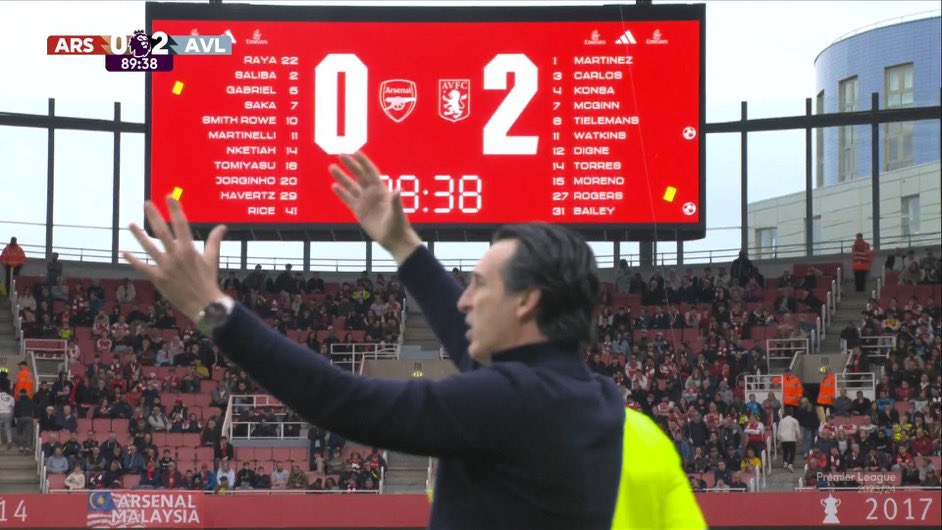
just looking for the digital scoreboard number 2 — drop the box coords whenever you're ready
[312,53,538,155]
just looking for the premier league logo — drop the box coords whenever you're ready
[439,79,470,122]
[130,30,151,58]
[379,79,417,123]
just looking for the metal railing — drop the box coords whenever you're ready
[830,9,941,44]
[744,375,784,411]
[329,343,399,374]
[858,335,897,360]
[766,338,807,373]
[835,371,877,402]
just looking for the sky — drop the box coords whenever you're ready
[0,0,938,270]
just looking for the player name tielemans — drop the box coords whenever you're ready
[573,116,638,125]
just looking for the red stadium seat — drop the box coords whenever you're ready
[288,447,308,462]
[166,433,185,447]
[124,473,141,489]
[92,418,111,433]
[195,447,213,463]
[272,447,291,461]
[77,419,93,435]
[235,447,255,461]
[152,432,169,447]
[254,447,273,461]
[46,473,67,491]
[181,433,201,447]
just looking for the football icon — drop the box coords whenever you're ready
[682,202,697,216]
[682,126,697,140]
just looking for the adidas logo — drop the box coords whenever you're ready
[615,30,637,45]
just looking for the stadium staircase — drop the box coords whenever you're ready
[0,446,41,493]
[382,451,431,494]
[0,294,21,372]
[818,280,873,356]
[401,297,443,354]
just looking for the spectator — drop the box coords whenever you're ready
[253,465,271,489]
[740,447,761,472]
[851,390,872,415]
[796,398,818,455]
[0,389,14,449]
[39,406,60,432]
[743,414,766,456]
[271,462,289,489]
[56,405,78,433]
[851,233,872,292]
[216,460,236,487]
[1,237,26,294]
[778,407,801,471]
[923,469,941,487]
[116,279,136,305]
[160,461,183,489]
[138,461,162,489]
[46,447,69,474]
[235,461,256,489]
[196,463,216,491]
[64,464,86,490]
[214,436,234,464]
[831,389,853,417]
[122,445,143,474]
[12,361,34,399]
[13,390,35,454]
[286,463,308,489]
[730,250,759,287]
[103,460,124,489]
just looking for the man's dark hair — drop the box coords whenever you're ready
[492,223,599,347]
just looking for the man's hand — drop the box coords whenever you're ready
[122,197,227,323]
[329,152,422,264]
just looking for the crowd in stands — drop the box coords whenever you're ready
[584,251,941,491]
[7,260,402,493]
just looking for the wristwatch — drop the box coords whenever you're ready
[196,296,236,336]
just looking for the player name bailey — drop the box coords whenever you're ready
[573,56,633,65]
[235,71,277,80]
[203,116,277,125]
[574,116,638,125]
[213,161,276,170]
[573,207,616,216]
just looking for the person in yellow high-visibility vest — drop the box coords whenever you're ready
[816,366,836,422]
[611,408,706,530]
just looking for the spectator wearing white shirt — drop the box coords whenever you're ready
[777,407,801,472]
[64,464,86,490]
[270,461,289,489]
[216,460,236,487]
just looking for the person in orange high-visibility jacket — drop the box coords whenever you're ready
[12,362,34,399]
[816,366,836,422]
[775,368,804,408]
[1,236,27,295]
[851,233,872,292]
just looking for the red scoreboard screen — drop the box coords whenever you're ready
[147,3,705,240]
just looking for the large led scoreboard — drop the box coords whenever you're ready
[146,3,705,240]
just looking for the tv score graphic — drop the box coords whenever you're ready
[147,4,705,238]
[46,30,233,72]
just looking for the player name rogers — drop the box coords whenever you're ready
[208,131,277,140]
[220,191,276,200]
[226,86,277,95]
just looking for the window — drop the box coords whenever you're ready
[755,228,778,259]
[838,77,857,181]
[901,195,920,236]
[884,63,914,171]
[816,90,824,187]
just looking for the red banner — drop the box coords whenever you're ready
[0,490,937,528]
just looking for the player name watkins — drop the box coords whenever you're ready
[573,131,626,140]
[573,56,633,65]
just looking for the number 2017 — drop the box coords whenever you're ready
[312,53,538,155]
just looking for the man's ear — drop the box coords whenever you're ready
[515,288,542,321]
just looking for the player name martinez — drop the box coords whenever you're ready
[226,85,277,95]
[208,131,277,140]
[573,101,620,110]
[215,176,277,186]
[572,176,625,186]
[203,116,277,125]
[235,71,277,80]
[226,146,276,155]
[573,71,623,80]
[573,56,633,65]
[573,116,638,126]
[213,161,277,170]
[573,131,626,140]
[573,207,615,216]
[574,86,615,95]
[220,191,276,200]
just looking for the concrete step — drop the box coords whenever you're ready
[385,484,428,494]
[386,451,429,469]
[0,457,36,471]
[383,469,428,485]
[0,469,38,484]
[0,484,42,494]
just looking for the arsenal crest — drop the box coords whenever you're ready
[438,79,470,122]
[379,79,417,123]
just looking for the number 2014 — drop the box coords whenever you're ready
[312,53,538,155]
